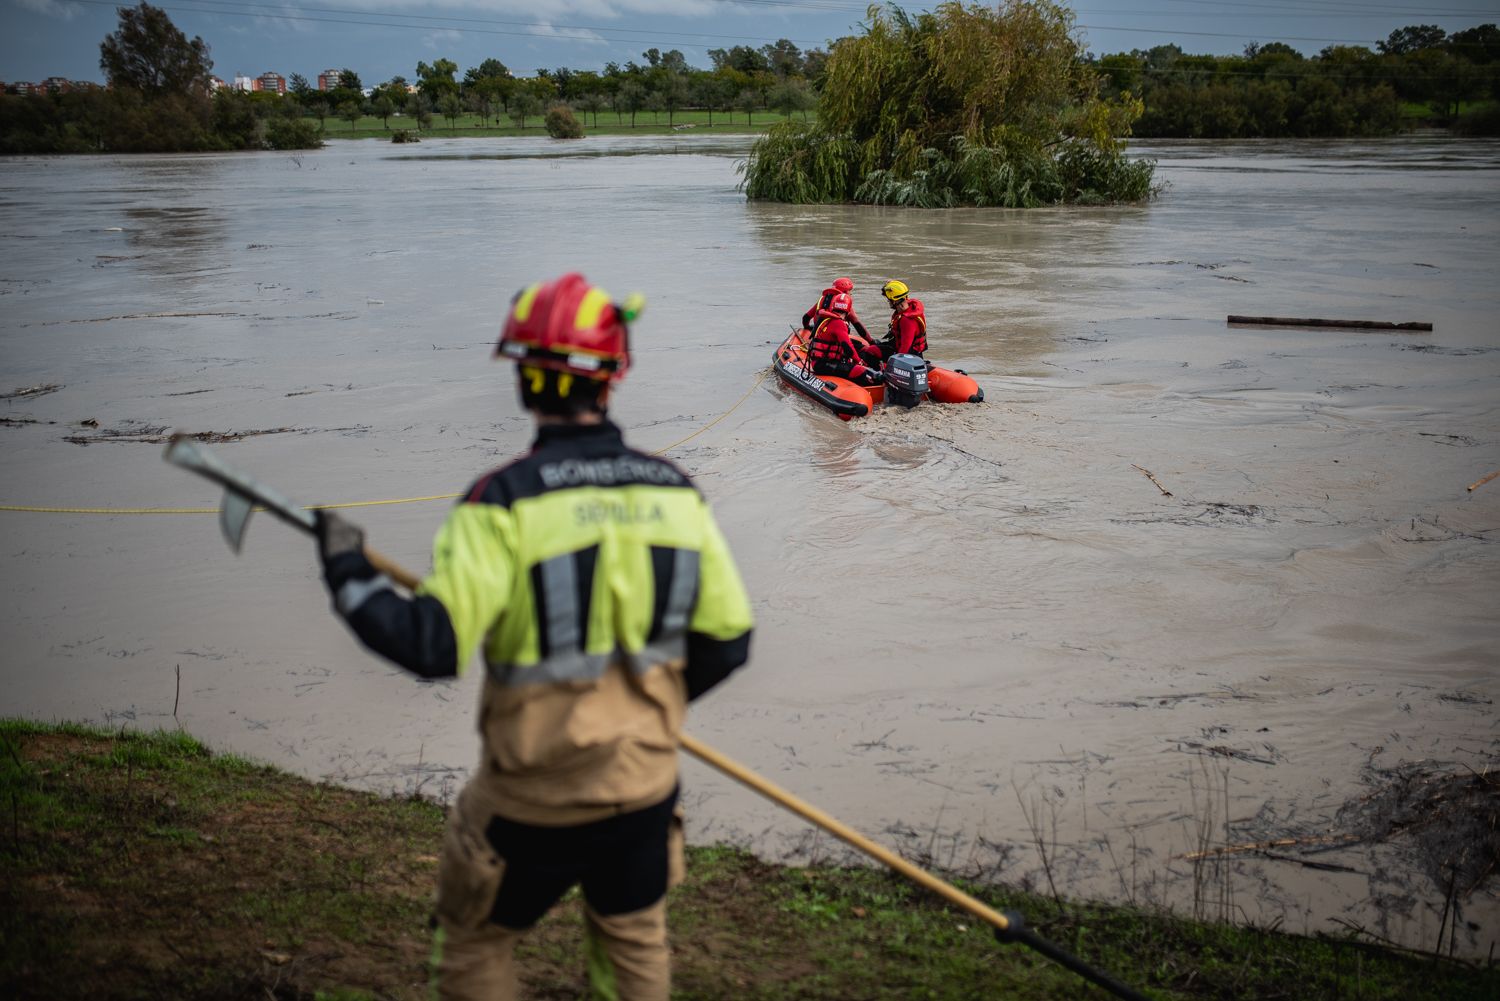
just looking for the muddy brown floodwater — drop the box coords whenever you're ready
[2,135,1497,958]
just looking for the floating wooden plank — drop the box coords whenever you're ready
[1178,833,1362,861]
[1227,315,1432,331]
[1131,464,1173,497]
[1468,469,1500,493]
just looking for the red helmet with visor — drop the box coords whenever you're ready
[495,273,641,383]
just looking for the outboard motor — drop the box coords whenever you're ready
[883,353,929,408]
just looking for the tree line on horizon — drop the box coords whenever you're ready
[2,0,1497,156]
[278,42,824,134]
[1096,24,1500,138]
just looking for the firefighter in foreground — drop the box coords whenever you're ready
[313,272,754,1000]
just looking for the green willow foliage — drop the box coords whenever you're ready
[741,0,1155,206]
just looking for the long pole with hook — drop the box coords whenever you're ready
[163,436,1152,1001]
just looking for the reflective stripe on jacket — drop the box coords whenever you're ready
[419,420,753,824]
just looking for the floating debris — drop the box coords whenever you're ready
[1436,691,1493,706]
[1131,464,1173,497]
[1337,759,1500,902]
[1174,739,1280,766]
[63,424,370,445]
[65,425,297,446]
[1,383,62,401]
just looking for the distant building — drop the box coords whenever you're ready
[256,71,286,95]
[13,81,39,96]
[42,76,72,94]
[210,77,227,92]
[318,69,341,91]
[233,74,254,92]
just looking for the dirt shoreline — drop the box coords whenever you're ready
[5,721,1496,1000]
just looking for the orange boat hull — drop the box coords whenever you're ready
[772,329,984,421]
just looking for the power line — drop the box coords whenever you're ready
[165,0,849,41]
[1076,6,1496,16]
[1133,0,1496,15]
[1101,62,1489,81]
[1078,22,1379,43]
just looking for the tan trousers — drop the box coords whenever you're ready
[435,898,669,1001]
[431,780,681,1000]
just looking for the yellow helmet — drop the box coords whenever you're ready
[881,279,909,304]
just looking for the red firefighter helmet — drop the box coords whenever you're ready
[495,273,643,383]
[832,277,854,293]
[829,291,853,314]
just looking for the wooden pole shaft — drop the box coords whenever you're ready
[679,732,1011,933]
[367,547,421,590]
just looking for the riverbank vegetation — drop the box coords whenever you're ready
[1097,24,1500,139]
[0,2,823,154]
[3,3,1496,156]
[741,1,1155,206]
[4,719,1496,999]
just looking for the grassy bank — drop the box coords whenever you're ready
[2,720,1495,1000]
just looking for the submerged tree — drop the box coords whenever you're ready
[100,1,213,97]
[741,0,1154,206]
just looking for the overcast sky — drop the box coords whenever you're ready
[3,0,1496,86]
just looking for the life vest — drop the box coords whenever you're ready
[802,288,836,331]
[809,313,853,365]
[887,298,928,355]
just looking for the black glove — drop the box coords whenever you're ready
[315,510,370,590]
[317,510,364,560]
[865,369,885,385]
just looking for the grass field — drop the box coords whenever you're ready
[3,720,1496,1000]
[1398,99,1495,121]
[306,108,806,141]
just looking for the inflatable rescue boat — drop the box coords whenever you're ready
[773,328,984,421]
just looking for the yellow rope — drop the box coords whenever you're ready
[307,494,461,510]
[650,368,768,456]
[0,368,770,516]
